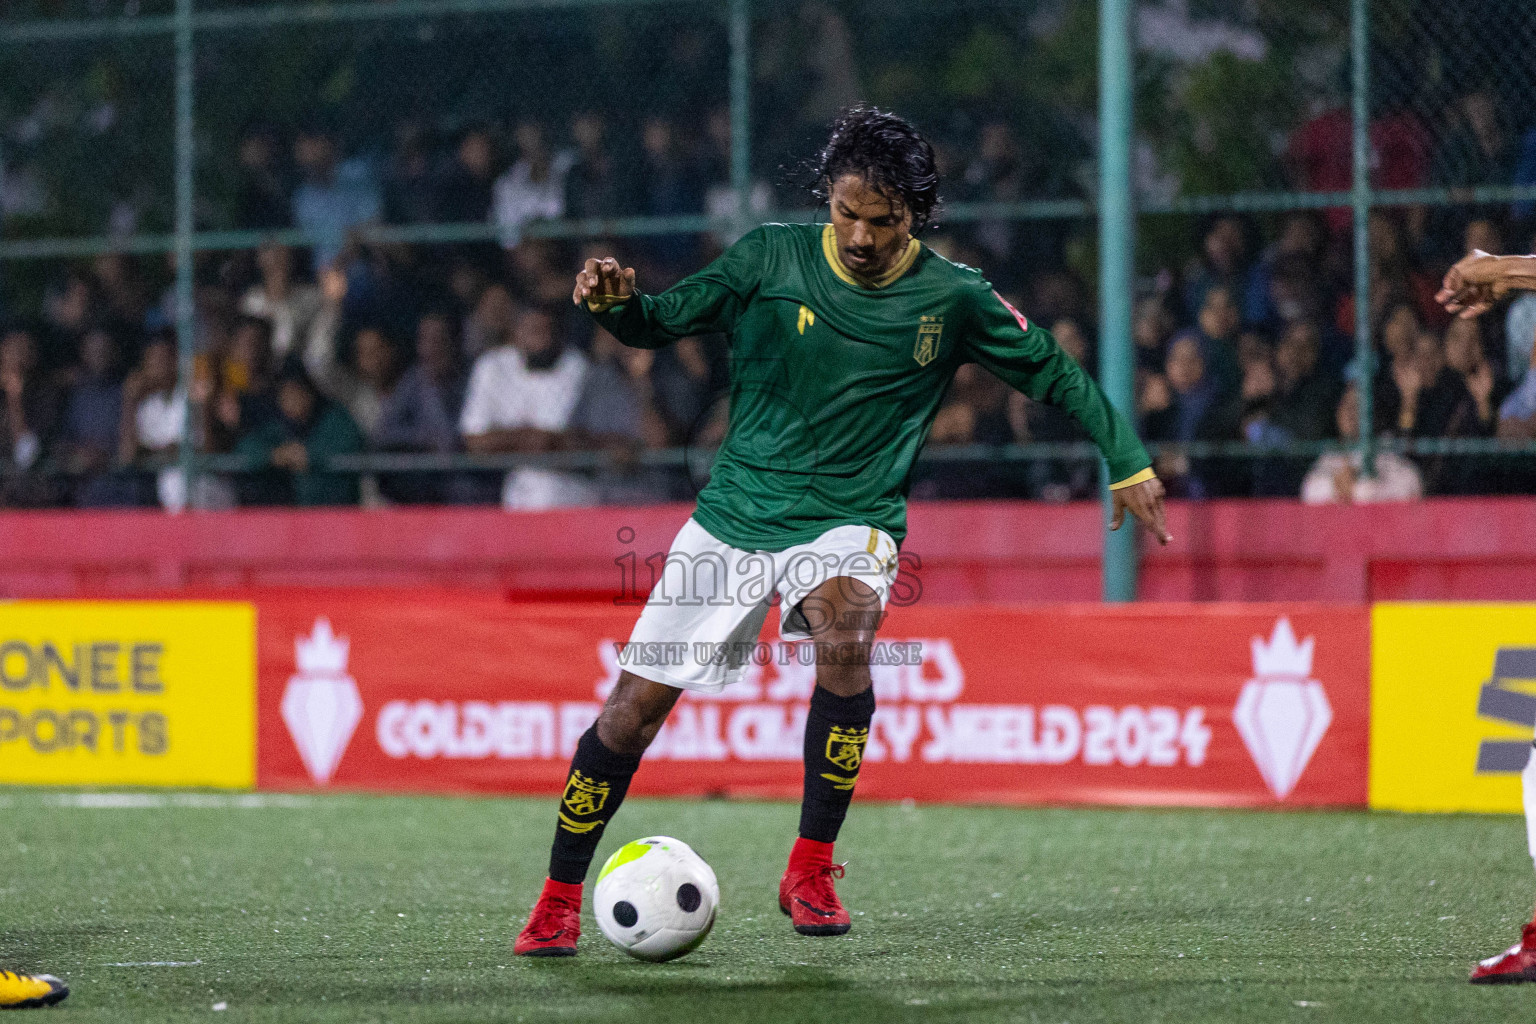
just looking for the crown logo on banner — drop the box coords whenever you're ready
[1234,617,1332,801]
[282,617,364,785]
[1249,616,1314,680]
[296,617,351,678]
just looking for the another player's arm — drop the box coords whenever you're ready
[964,289,1171,545]
[574,228,767,349]
[1437,250,1536,319]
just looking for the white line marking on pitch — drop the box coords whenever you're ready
[44,793,318,810]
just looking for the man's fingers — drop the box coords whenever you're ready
[1116,480,1172,545]
[596,259,620,294]
[1146,495,1172,546]
[574,258,636,306]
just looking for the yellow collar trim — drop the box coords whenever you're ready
[821,223,921,289]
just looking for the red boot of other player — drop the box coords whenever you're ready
[1471,922,1536,983]
[779,837,852,936]
[514,878,583,957]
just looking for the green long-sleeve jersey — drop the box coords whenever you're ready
[588,222,1151,551]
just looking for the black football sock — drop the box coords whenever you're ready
[547,726,644,885]
[798,684,876,843]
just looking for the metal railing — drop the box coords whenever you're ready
[2,0,1530,597]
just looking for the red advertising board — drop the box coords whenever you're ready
[256,594,1369,806]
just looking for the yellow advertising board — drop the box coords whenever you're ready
[1371,603,1536,813]
[0,601,254,788]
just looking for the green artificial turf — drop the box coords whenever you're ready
[3,789,1534,1023]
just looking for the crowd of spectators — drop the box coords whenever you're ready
[3,93,1536,510]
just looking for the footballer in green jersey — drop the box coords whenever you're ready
[515,106,1169,956]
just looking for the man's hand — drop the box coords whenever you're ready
[1437,250,1502,319]
[1436,250,1536,319]
[1,367,24,404]
[272,440,309,472]
[572,257,637,310]
[1110,476,1172,546]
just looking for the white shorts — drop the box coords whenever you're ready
[621,518,900,693]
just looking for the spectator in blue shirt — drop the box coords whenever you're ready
[292,127,382,273]
[58,328,136,506]
[375,312,473,504]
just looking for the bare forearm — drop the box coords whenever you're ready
[1479,255,1536,292]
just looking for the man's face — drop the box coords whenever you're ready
[81,330,116,377]
[1205,218,1245,272]
[355,330,394,385]
[1,330,36,377]
[828,174,912,281]
[416,316,454,374]
[1166,337,1205,394]
[257,242,292,282]
[278,380,316,424]
[1198,287,1239,341]
[232,322,270,370]
[1276,325,1319,384]
[294,133,336,178]
[142,342,176,391]
[514,310,558,367]
[459,133,493,177]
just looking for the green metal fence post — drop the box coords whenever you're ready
[1352,0,1375,476]
[728,0,751,239]
[1098,0,1137,602]
[174,0,197,512]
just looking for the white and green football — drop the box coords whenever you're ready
[593,836,719,962]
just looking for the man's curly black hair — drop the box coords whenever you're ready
[811,105,940,233]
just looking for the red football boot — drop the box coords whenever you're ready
[1471,922,1536,983]
[779,837,852,936]
[514,878,582,957]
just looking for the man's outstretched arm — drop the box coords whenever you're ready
[964,287,1171,545]
[1438,250,1536,319]
[574,228,768,349]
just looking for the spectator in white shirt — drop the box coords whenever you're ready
[239,242,322,364]
[492,122,575,249]
[120,333,234,511]
[459,303,640,509]
[121,334,186,463]
[1301,384,1423,504]
[327,325,401,443]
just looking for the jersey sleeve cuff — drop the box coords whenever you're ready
[584,293,630,314]
[1108,467,1156,490]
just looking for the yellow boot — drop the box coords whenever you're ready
[0,971,68,1009]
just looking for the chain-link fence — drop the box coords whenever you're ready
[1,0,1534,515]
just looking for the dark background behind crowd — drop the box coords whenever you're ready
[2,0,1535,510]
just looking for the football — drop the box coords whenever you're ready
[593,836,720,962]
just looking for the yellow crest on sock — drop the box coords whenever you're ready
[825,726,868,774]
[561,769,609,817]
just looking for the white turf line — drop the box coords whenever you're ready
[35,793,319,810]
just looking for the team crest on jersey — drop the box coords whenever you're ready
[798,305,816,335]
[913,316,943,366]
